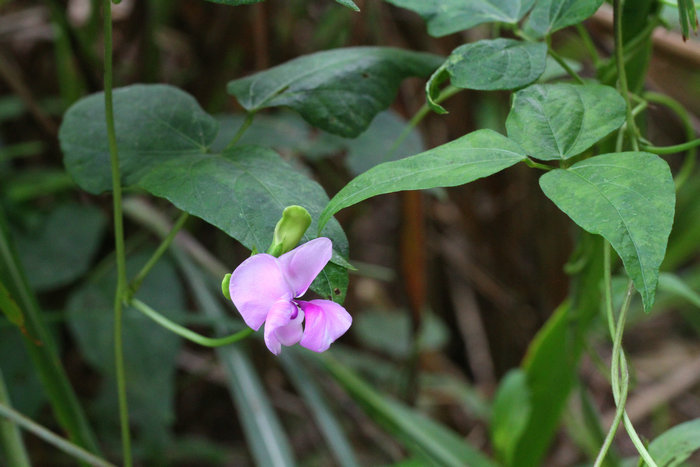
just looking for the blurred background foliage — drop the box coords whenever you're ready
[0,0,699,465]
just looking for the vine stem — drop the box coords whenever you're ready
[0,402,116,467]
[595,242,658,466]
[131,299,253,347]
[103,0,132,465]
[641,139,700,155]
[385,85,461,159]
[546,37,584,85]
[613,0,640,151]
[128,211,189,297]
[642,92,697,189]
[224,111,255,150]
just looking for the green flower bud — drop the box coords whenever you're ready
[221,273,232,301]
[267,205,312,257]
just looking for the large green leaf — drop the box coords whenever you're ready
[61,84,218,195]
[539,152,675,311]
[506,83,626,161]
[445,39,547,90]
[319,129,526,230]
[647,418,700,467]
[226,47,442,137]
[59,84,349,299]
[525,0,604,38]
[514,301,579,467]
[384,0,536,37]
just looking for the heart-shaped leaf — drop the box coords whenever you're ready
[59,84,349,299]
[61,84,218,194]
[446,39,547,90]
[319,129,526,230]
[384,0,536,37]
[525,0,604,38]
[539,152,675,311]
[227,47,442,137]
[506,83,626,161]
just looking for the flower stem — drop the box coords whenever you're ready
[102,1,131,465]
[614,0,640,151]
[128,211,189,297]
[0,402,116,467]
[130,299,253,347]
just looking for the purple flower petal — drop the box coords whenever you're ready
[229,254,293,331]
[298,299,352,353]
[264,300,304,355]
[278,237,332,298]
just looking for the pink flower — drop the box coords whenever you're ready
[229,237,352,355]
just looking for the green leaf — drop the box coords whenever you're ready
[490,370,531,465]
[384,0,536,37]
[677,0,699,40]
[137,145,349,300]
[59,85,349,300]
[539,152,675,311]
[226,47,443,137]
[525,0,604,38]
[14,204,106,291]
[424,64,449,114]
[506,83,626,161]
[514,301,579,467]
[67,251,184,452]
[61,84,218,195]
[319,129,526,230]
[446,39,547,90]
[647,418,700,467]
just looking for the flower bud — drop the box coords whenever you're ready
[267,205,312,257]
[221,273,232,301]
